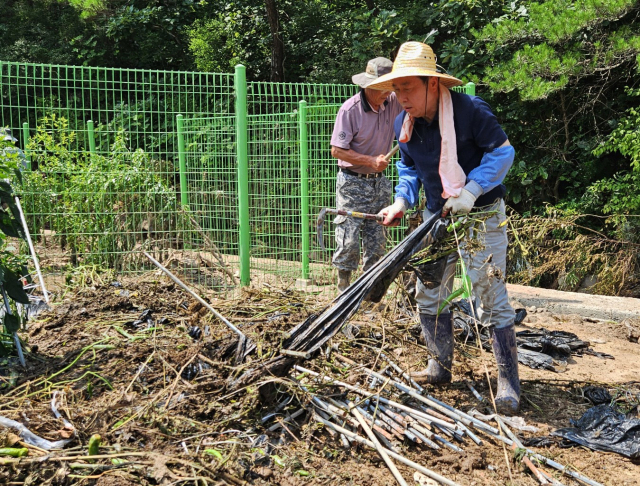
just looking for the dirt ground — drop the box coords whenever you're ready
[1,271,639,486]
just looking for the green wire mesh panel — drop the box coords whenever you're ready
[180,115,239,290]
[305,103,343,286]
[243,82,357,287]
[247,112,301,281]
[0,61,234,284]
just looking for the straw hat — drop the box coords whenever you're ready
[367,42,463,91]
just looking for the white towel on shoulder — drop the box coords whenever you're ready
[398,85,466,198]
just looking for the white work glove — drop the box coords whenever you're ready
[378,199,408,227]
[442,188,477,216]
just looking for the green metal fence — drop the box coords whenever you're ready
[181,73,474,291]
[1,61,236,286]
[180,68,362,290]
[1,59,475,293]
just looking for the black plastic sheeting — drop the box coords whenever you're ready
[521,436,558,448]
[514,307,527,325]
[583,386,613,405]
[517,328,596,359]
[552,404,640,459]
[409,255,448,289]
[515,347,562,372]
[452,303,614,372]
[451,299,486,347]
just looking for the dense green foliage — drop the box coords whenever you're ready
[22,116,189,269]
[2,0,639,294]
[0,132,31,356]
[477,0,640,211]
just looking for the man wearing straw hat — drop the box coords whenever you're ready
[370,41,520,413]
[330,57,403,293]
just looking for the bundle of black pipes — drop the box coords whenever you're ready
[229,212,445,388]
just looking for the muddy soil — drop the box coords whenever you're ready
[1,273,639,486]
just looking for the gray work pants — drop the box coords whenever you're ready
[415,199,514,329]
[332,171,392,272]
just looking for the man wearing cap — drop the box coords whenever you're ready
[330,57,403,292]
[369,42,520,414]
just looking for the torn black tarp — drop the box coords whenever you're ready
[452,304,566,370]
[517,328,614,363]
[410,256,448,289]
[514,308,527,325]
[516,328,588,360]
[451,299,487,348]
[516,347,566,372]
[521,436,558,448]
[552,404,640,459]
[582,386,612,405]
[452,305,613,372]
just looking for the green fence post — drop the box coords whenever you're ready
[235,65,250,287]
[465,82,476,96]
[87,120,96,154]
[176,114,189,207]
[21,122,31,171]
[299,100,310,281]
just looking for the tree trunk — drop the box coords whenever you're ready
[364,0,378,16]
[264,0,285,82]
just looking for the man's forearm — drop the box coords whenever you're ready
[467,143,515,194]
[331,146,376,167]
[395,158,420,209]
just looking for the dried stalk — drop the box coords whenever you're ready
[348,401,409,486]
[313,412,460,486]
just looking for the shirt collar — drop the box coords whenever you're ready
[360,88,388,113]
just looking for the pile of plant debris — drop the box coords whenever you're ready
[1,273,639,485]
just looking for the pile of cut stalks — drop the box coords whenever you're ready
[269,349,604,486]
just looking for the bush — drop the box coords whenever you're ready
[507,206,640,297]
[22,116,188,269]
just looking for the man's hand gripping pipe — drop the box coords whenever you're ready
[317,145,400,250]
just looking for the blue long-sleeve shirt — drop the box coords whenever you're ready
[394,91,514,213]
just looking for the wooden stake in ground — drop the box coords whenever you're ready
[348,401,409,486]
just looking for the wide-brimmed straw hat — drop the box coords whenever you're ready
[368,42,463,91]
[352,57,393,88]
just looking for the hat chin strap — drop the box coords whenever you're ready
[423,81,438,122]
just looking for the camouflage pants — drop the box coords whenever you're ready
[332,171,392,272]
